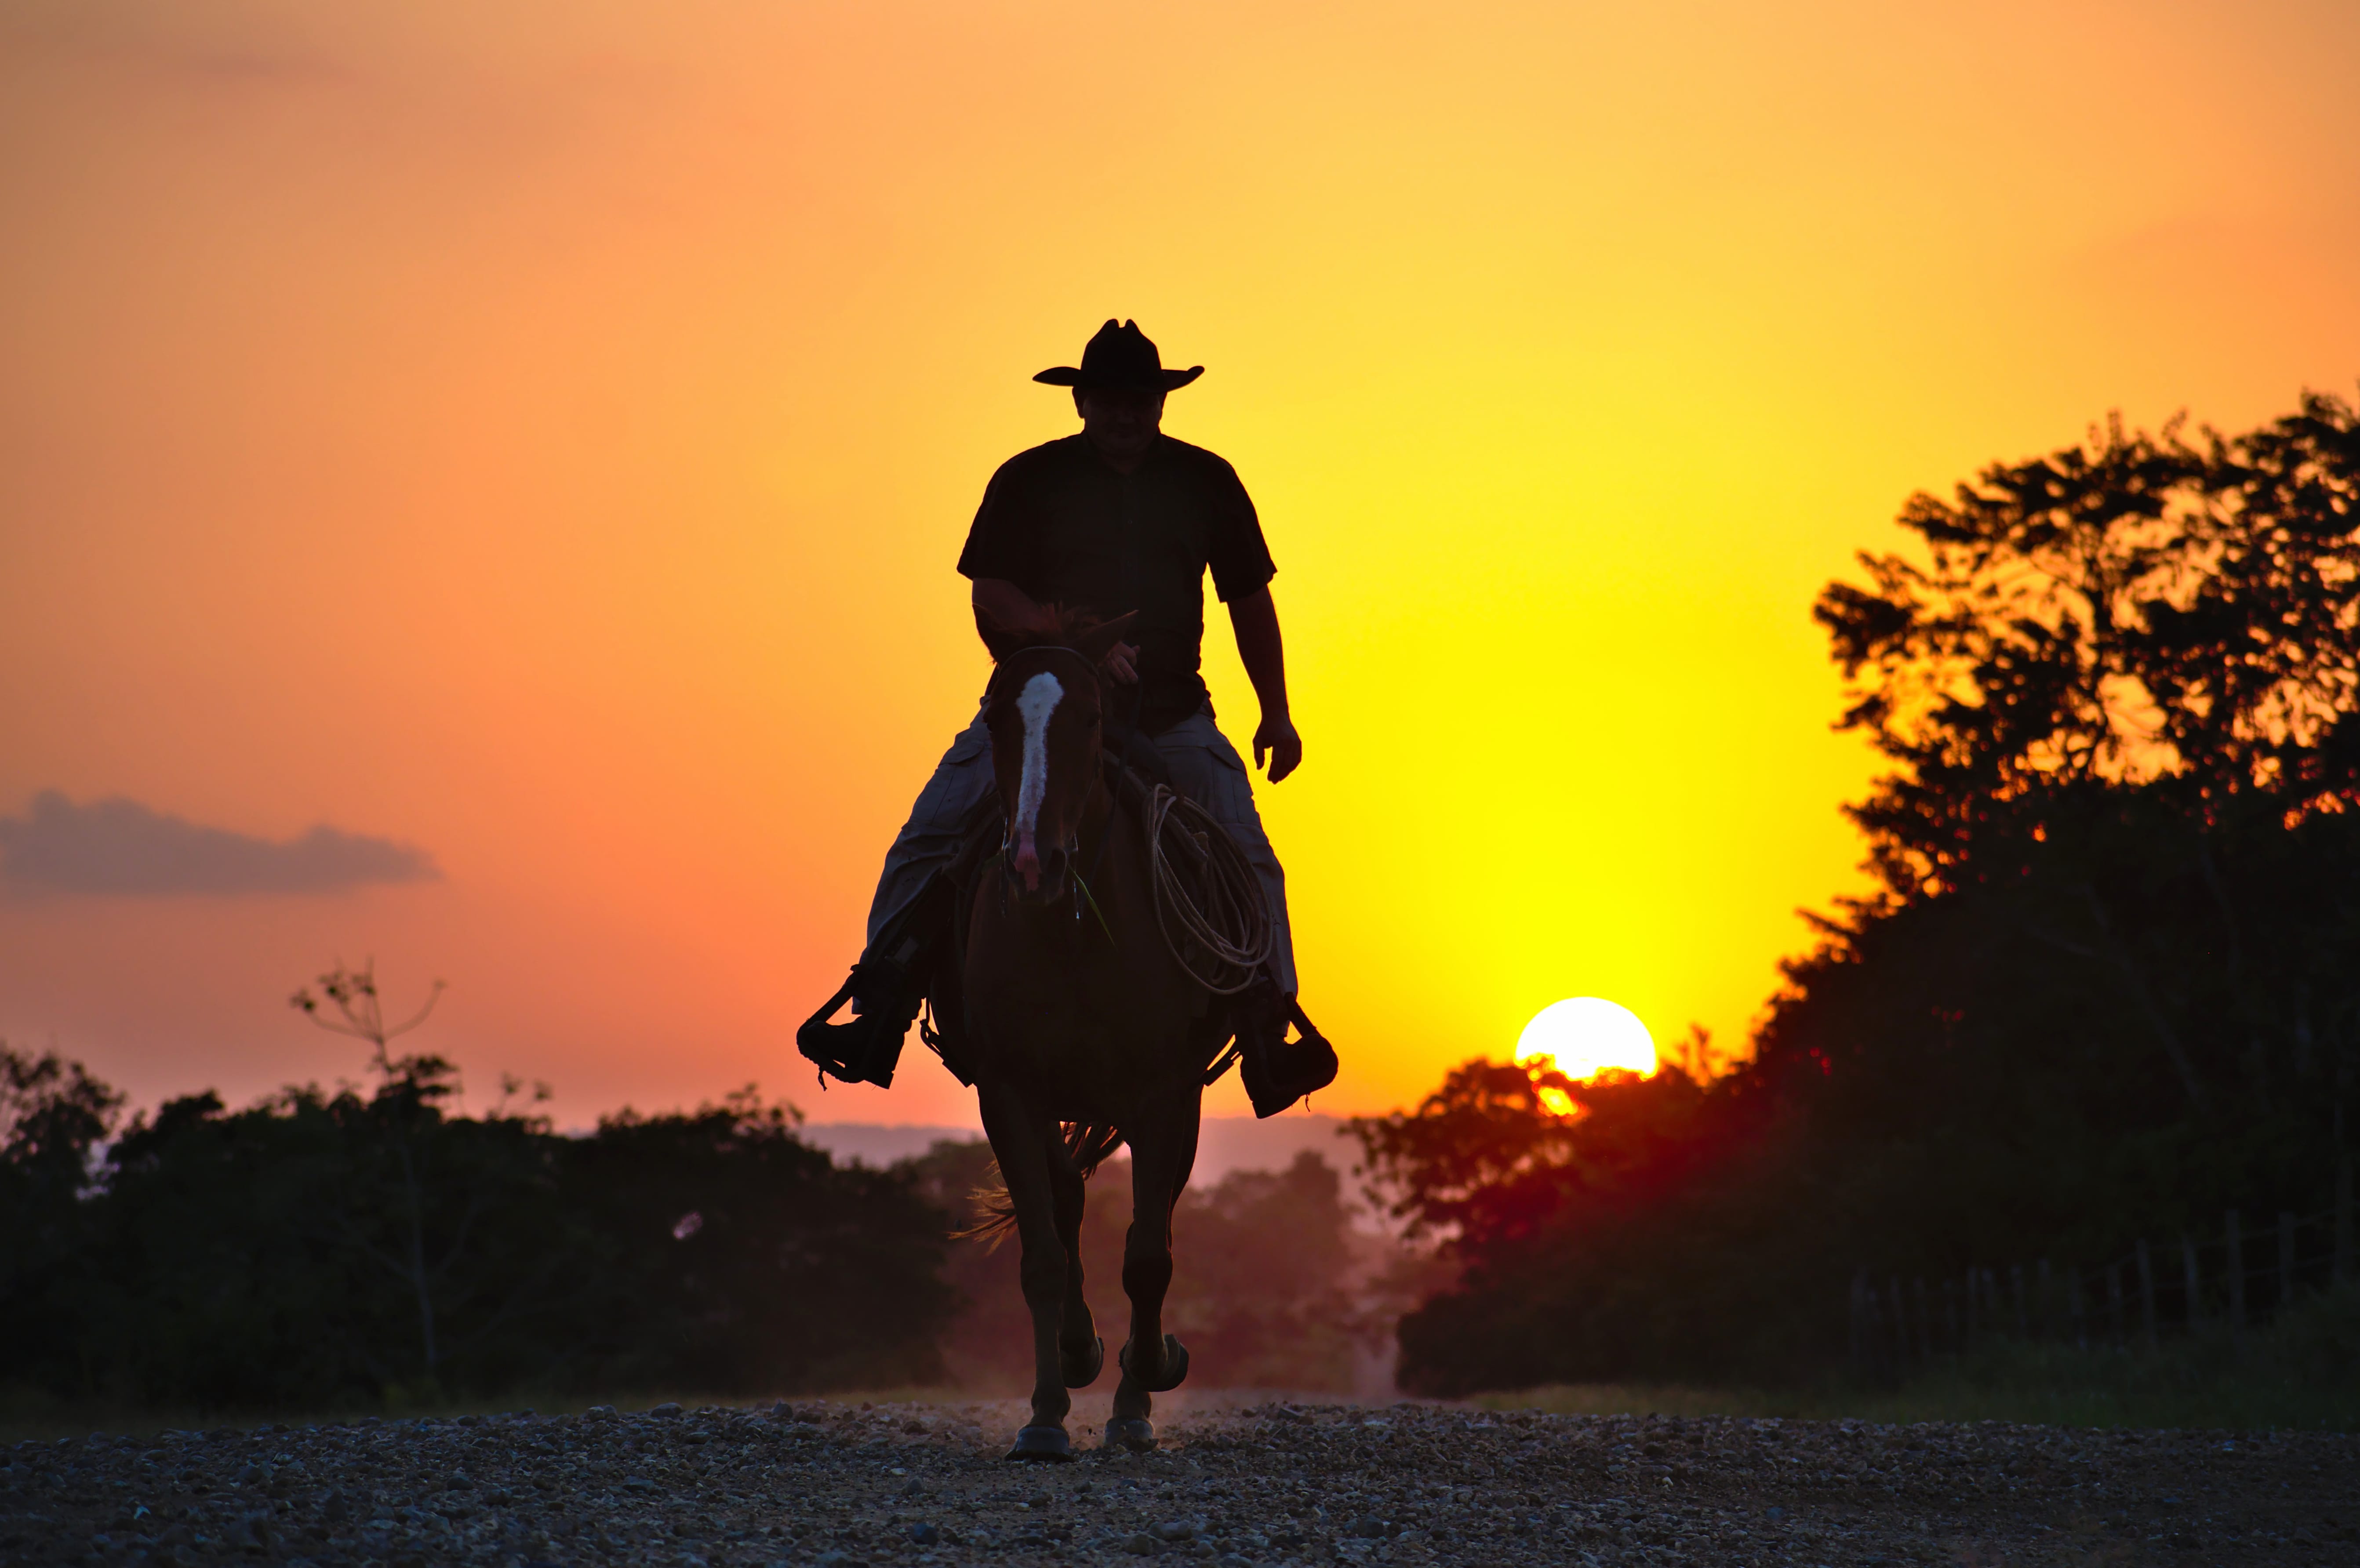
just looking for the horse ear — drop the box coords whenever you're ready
[1074,611,1140,666]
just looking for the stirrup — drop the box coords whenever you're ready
[1239,989,1338,1118]
[796,958,917,1088]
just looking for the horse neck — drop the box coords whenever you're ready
[1078,754,1117,839]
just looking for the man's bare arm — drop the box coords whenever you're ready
[971,577,1044,637]
[1229,586,1302,782]
[972,578,1138,683]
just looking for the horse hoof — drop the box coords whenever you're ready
[1061,1334,1105,1389]
[1006,1425,1077,1463]
[1103,1416,1157,1452]
[1116,1333,1191,1393]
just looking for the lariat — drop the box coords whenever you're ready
[1145,784,1273,995]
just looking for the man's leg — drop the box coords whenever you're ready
[1151,713,1333,1115]
[865,707,996,958]
[799,708,993,1085]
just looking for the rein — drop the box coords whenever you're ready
[1068,661,1145,943]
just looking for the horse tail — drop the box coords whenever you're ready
[951,1176,1018,1246]
[952,1122,1127,1248]
[1064,1121,1126,1178]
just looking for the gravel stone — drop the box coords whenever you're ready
[0,1397,2353,1565]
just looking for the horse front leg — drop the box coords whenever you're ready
[1049,1141,1104,1389]
[978,1080,1080,1462]
[1107,1083,1202,1451]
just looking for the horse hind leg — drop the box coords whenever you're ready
[1107,1088,1201,1452]
[977,1082,1080,1462]
[1049,1132,1103,1388]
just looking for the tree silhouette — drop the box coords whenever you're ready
[1362,388,2360,1392]
[290,962,461,1383]
[0,1036,954,1407]
[1812,391,2360,1118]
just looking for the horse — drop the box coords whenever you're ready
[961,605,1232,1461]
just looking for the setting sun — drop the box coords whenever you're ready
[1517,997,1658,1083]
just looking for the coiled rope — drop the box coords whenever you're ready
[1145,784,1274,995]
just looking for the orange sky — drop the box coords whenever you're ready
[3,0,2357,1130]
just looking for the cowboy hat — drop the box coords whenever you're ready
[1033,319,1204,392]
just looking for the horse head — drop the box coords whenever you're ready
[979,606,1138,904]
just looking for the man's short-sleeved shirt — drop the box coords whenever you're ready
[957,433,1276,733]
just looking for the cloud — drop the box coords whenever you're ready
[0,791,439,897]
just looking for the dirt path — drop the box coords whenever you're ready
[4,1396,2354,1566]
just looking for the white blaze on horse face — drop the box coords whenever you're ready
[1014,670,1065,846]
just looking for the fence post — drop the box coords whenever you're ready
[2224,1211,2245,1336]
[1963,1268,1977,1346]
[2010,1263,2029,1336]
[2108,1260,2126,1347]
[1913,1277,1932,1362]
[2069,1265,2087,1349]
[1849,1269,1865,1372]
[2136,1240,2159,1347]
[1890,1274,1909,1366]
[2038,1259,2055,1339]
[2182,1234,2204,1331]
[2278,1212,2297,1314]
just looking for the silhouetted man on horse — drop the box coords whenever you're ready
[802,319,1337,1120]
[798,320,1339,1457]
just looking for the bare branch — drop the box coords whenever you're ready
[382,980,448,1042]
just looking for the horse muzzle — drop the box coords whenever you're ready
[1006,830,1075,904]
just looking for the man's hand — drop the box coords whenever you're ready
[1229,588,1298,780]
[1254,711,1302,783]
[1101,640,1141,686]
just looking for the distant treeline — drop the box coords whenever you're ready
[1357,390,2360,1394]
[0,1038,1385,1412]
[0,1045,952,1409]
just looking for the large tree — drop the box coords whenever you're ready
[1803,391,2360,1137]
[1364,390,2360,1393]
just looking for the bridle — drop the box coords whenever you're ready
[988,644,1116,926]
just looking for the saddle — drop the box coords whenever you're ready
[799,722,1335,1115]
[920,746,1216,1089]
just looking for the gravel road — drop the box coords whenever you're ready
[4,1396,2354,1566]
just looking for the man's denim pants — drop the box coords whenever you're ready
[863,704,1298,997]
